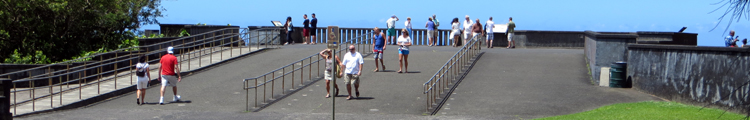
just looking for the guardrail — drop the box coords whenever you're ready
[1,27,282,116]
[242,30,374,111]
[299,27,453,46]
[422,35,483,114]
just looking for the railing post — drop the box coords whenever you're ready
[130,50,133,85]
[98,56,102,94]
[115,52,118,89]
[48,66,52,108]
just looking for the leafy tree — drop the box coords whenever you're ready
[711,0,750,32]
[0,0,164,63]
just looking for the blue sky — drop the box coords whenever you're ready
[142,0,750,46]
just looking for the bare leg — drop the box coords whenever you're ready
[398,54,403,72]
[354,82,360,97]
[140,89,146,103]
[312,35,316,44]
[404,55,409,72]
[346,83,352,99]
[379,59,385,70]
[172,86,177,96]
[374,58,380,72]
[325,80,331,97]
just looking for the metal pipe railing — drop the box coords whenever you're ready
[422,35,483,114]
[7,27,283,116]
[242,30,373,111]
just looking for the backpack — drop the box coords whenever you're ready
[136,63,146,77]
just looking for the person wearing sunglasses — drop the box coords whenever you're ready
[340,45,364,100]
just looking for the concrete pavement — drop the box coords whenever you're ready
[16,45,663,120]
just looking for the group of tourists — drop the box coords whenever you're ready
[392,14,517,48]
[284,13,318,45]
[134,47,183,105]
[725,30,748,47]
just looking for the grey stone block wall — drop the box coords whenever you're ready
[628,44,750,113]
[584,31,637,84]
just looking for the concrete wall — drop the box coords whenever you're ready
[500,30,585,48]
[628,44,750,112]
[584,31,638,84]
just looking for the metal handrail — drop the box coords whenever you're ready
[0,28,242,78]
[422,35,483,114]
[241,31,373,111]
[8,27,283,116]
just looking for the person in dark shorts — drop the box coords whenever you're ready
[303,14,310,44]
[310,13,318,44]
[284,17,293,45]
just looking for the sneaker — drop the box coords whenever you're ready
[159,97,164,105]
[173,95,181,102]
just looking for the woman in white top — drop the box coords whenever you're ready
[396,29,412,73]
[319,49,341,98]
[135,55,150,105]
[450,18,460,47]
[405,17,412,37]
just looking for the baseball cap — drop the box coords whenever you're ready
[392,15,396,18]
[167,46,174,54]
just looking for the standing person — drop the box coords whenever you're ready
[158,46,182,105]
[397,29,412,73]
[726,30,738,47]
[743,38,748,47]
[472,19,483,41]
[386,15,399,45]
[340,45,364,100]
[302,14,310,44]
[450,18,461,47]
[485,17,495,48]
[320,49,340,98]
[425,17,436,46]
[462,15,474,45]
[284,17,294,45]
[372,27,386,72]
[310,13,318,44]
[134,55,150,105]
[507,17,517,48]
[432,14,440,46]
[405,17,412,37]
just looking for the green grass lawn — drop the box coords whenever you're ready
[536,101,747,120]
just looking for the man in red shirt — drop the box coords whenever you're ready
[158,46,182,105]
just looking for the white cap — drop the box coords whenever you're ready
[167,46,174,54]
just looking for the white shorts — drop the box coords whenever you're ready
[161,75,178,87]
[325,70,333,80]
[136,76,149,89]
[507,33,514,41]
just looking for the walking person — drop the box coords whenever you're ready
[396,29,412,73]
[507,17,516,48]
[302,14,311,44]
[485,17,495,48]
[386,15,399,45]
[310,13,318,44]
[284,17,294,45]
[405,17,412,37]
[426,17,436,46]
[462,15,474,45]
[472,19,483,41]
[432,14,440,46]
[320,49,340,98]
[340,45,364,100]
[372,27,386,72]
[135,55,150,105]
[158,46,182,105]
[450,18,461,47]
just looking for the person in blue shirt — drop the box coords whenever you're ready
[726,30,738,47]
[372,27,386,72]
[310,13,318,44]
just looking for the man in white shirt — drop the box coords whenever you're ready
[485,17,495,48]
[340,45,364,100]
[386,15,399,45]
[462,15,474,45]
